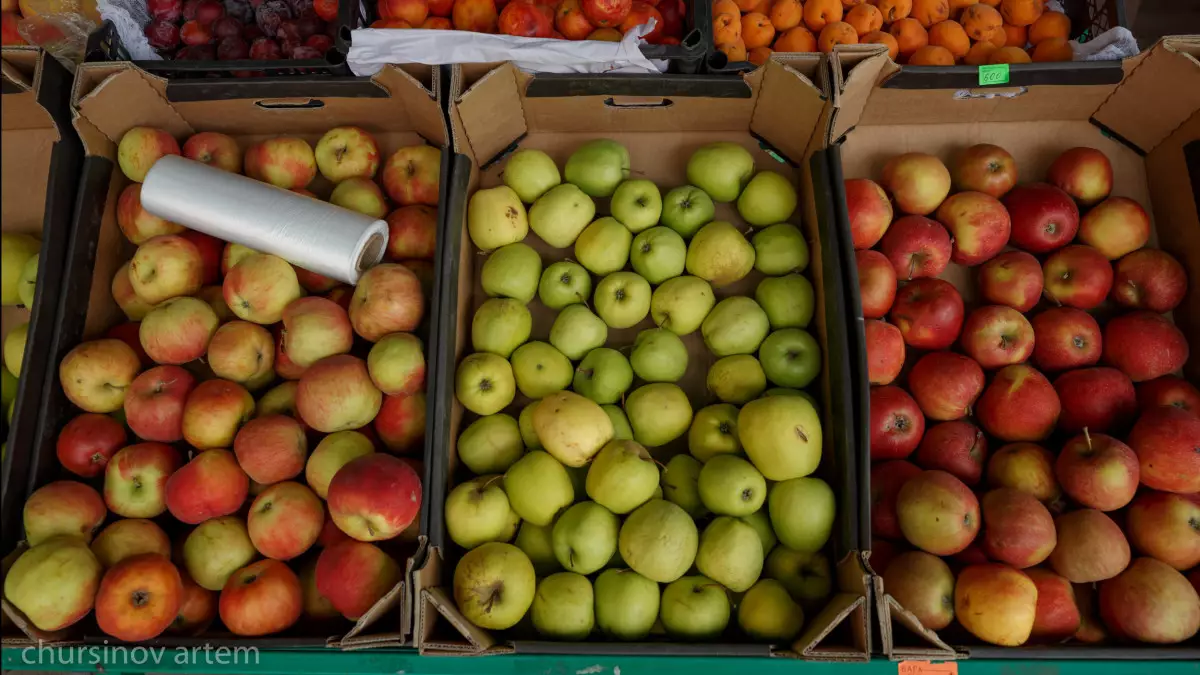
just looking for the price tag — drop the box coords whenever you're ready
[978,64,1010,86]
[898,660,959,675]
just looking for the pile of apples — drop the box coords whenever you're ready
[369,0,687,45]
[848,144,1199,647]
[1,0,26,45]
[1,229,40,436]
[141,0,341,61]
[447,139,834,643]
[2,124,438,641]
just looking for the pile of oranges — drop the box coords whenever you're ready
[713,0,1074,67]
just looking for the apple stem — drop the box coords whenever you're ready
[907,255,918,281]
[794,425,809,443]
[479,475,504,491]
[1083,427,1092,451]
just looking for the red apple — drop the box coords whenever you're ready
[1046,146,1112,207]
[871,460,922,540]
[952,143,1017,198]
[1056,431,1138,511]
[1003,182,1079,254]
[315,540,403,620]
[1030,307,1102,372]
[374,393,426,453]
[960,305,1034,370]
[169,572,217,635]
[104,442,183,519]
[581,0,631,27]
[935,191,1011,266]
[987,442,1060,503]
[248,481,325,561]
[980,487,1056,568]
[896,470,980,556]
[870,538,902,575]
[178,230,223,286]
[1137,376,1200,415]
[318,512,353,548]
[294,266,340,294]
[977,250,1042,312]
[1128,406,1200,494]
[385,205,438,261]
[219,559,303,636]
[56,413,128,478]
[915,420,987,485]
[976,364,1061,442]
[555,0,594,38]
[882,551,956,630]
[881,152,952,216]
[116,184,185,244]
[326,453,422,542]
[879,215,952,281]
[348,263,425,342]
[1053,367,1137,434]
[869,385,926,460]
[182,131,242,173]
[844,178,893,249]
[889,278,964,350]
[1042,244,1113,309]
[233,415,308,485]
[499,0,555,36]
[1099,557,1199,644]
[1078,196,1151,260]
[124,365,196,443]
[296,354,383,433]
[1073,581,1107,643]
[865,319,905,385]
[381,145,440,206]
[165,449,251,525]
[1111,248,1187,313]
[1126,491,1200,571]
[181,378,255,449]
[1050,509,1130,583]
[952,543,990,567]
[1103,311,1189,382]
[1026,568,1081,643]
[856,250,897,318]
[907,351,984,421]
[94,553,183,642]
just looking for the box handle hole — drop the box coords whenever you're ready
[254,99,327,109]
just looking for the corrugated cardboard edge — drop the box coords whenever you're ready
[786,552,870,661]
[1092,36,1200,154]
[826,44,891,148]
[414,546,504,655]
[0,46,37,92]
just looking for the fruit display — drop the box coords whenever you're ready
[849,144,1199,647]
[446,137,838,645]
[141,0,342,62]
[1,124,435,641]
[1,230,39,432]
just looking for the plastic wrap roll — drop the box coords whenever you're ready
[141,156,388,285]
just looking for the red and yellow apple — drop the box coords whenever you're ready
[1050,509,1130,583]
[181,379,255,449]
[165,449,250,524]
[315,540,403,620]
[219,559,303,636]
[23,480,107,546]
[94,553,183,642]
[247,481,325,560]
[326,453,422,542]
[124,365,196,442]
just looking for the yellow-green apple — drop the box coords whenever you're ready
[1050,509,1130,582]
[907,351,985,421]
[118,126,180,182]
[1030,307,1101,372]
[1137,376,1200,415]
[865,319,904,385]
[166,449,250,524]
[976,364,1061,442]
[3,536,103,631]
[104,442,182,518]
[978,250,1043,312]
[169,571,217,635]
[381,144,441,206]
[1053,367,1137,434]
[1111,248,1187,312]
[207,320,274,384]
[1100,557,1200,643]
[91,518,171,568]
[961,306,1034,370]
[882,551,955,630]
[59,338,141,413]
[1042,244,1113,309]
[951,143,1017,198]
[871,460,921,539]
[233,414,307,485]
[1,232,38,305]
[375,392,425,453]
[889,278,964,350]
[367,332,425,395]
[315,540,402,620]
[255,381,311,435]
[980,487,1056,568]
[896,470,980,556]
[1104,311,1189,383]
[305,430,375,499]
[56,412,127,478]
[180,230,222,285]
[330,177,389,218]
[385,205,437,261]
[1079,197,1151,260]
[247,481,324,560]
[349,263,425,342]
[935,191,1011,266]
[219,559,303,636]
[298,558,341,620]
[1055,431,1138,511]
[844,178,893,249]
[1128,406,1200,493]
[1046,146,1112,206]
[23,480,107,545]
[181,379,254,449]
[1126,491,1200,570]
[294,266,340,294]
[955,563,1037,646]
[224,253,303,325]
[274,327,307,380]
[314,126,379,182]
[140,296,219,365]
[112,262,155,321]
[244,137,317,189]
[879,215,952,280]
[182,131,242,173]
[1003,183,1079,253]
[128,234,205,305]
[869,385,925,460]
[125,365,196,442]
[856,250,897,319]
[881,152,951,216]
[326,453,422,541]
[915,420,986,486]
[1025,568,1080,642]
[183,516,256,591]
[117,184,184,244]
[281,296,354,368]
[221,242,257,276]
[986,442,1059,503]
[197,285,234,322]
[296,354,383,432]
[94,553,183,641]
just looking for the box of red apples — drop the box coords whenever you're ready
[0,62,448,650]
[827,37,1200,659]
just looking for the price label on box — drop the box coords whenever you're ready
[899,661,959,675]
[978,64,1011,86]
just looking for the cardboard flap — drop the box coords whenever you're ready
[874,577,959,661]
[451,63,526,167]
[420,587,497,654]
[73,64,191,157]
[828,45,891,145]
[1,50,56,132]
[751,57,827,163]
[786,552,870,661]
[1093,36,1200,153]
[337,577,404,643]
[415,546,497,654]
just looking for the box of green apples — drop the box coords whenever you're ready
[414,62,869,659]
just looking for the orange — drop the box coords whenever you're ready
[862,29,899,59]
[988,44,1031,63]
[714,0,741,17]
[842,0,866,6]
[999,0,1042,27]
[748,0,773,15]
[888,17,928,60]
[845,3,883,35]
[986,25,1007,46]
[980,0,1000,5]
[818,20,858,51]
[714,12,742,44]
[963,40,996,64]
[960,3,1000,40]
[1001,22,1026,47]
[875,0,911,22]
[910,0,949,27]
[742,11,777,47]
[719,37,749,61]
[908,44,955,64]
[770,0,804,31]
[928,19,969,58]
[1031,35,1072,61]
[803,0,844,31]
[734,0,760,11]
[749,45,774,64]
[774,24,818,50]
[949,0,977,9]
[1028,9,1068,44]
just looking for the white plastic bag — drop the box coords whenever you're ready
[97,0,162,60]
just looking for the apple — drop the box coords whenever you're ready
[234,414,307,484]
[248,481,324,560]
[367,332,425,395]
[117,126,180,182]
[758,328,820,389]
[879,215,951,280]
[329,177,388,218]
[1137,376,1200,414]
[316,540,403,620]
[935,191,1012,265]
[296,354,383,433]
[1030,307,1102,372]
[139,296,219,365]
[1003,182,1079,253]
[90,518,171,568]
[104,442,182,518]
[1054,367,1137,434]
[1056,431,1138,511]
[326,453,422,541]
[869,385,925,460]
[182,131,241,173]
[128,234,204,305]
[224,253,303,325]
[844,178,893,248]
[631,226,687,283]
[952,143,1017,198]
[281,296,354,368]
[4,537,103,632]
[961,305,1033,370]
[611,179,663,233]
[685,221,756,287]
[1024,568,1081,643]
[986,442,1060,503]
[651,275,715,335]
[166,449,250,524]
[856,250,897,318]
[1103,311,1189,382]
[870,460,921,539]
[453,542,537,630]
[978,250,1043,312]
[222,242,257,276]
[455,352,515,416]
[94,553,182,642]
[865,319,904,385]
[349,263,425,341]
[889,278,964,350]
[1046,146,1112,207]
[124,365,196,442]
[915,420,987,485]
[116,184,184,244]
[1128,407,1200,494]
[660,185,716,238]
[882,551,955,630]
[896,470,979,556]
[170,572,217,635]
[375,393,426,453]
[1042,244,1113,309]
[881,152,951,215]
[179,230,222,285]
[219,559,303,636]
[314,126,380,182]
[305,430,375,499]
[207,320,274,385]
[22,481,107,546]
[183,516,256,592]
[274,327,307,380]
[58,339,141,413]
[1100,557,1200,644]
[1111,248,1187,312]
[467,186,528,251]
[111,262,154,321]
[244,136,317,189]
[1051,509,1130,582]
[737,171,797,227]
[385,205,437,261]
[381,144,440,206]
[981,487,1056,568]
[976,365,1061,442]
[575,217,632,275]
[1078,196,1151,260]
[955,564,1037,646]
[1126,491,1200,571]
[502,148,560,203]
[686,141,753,203]
[197,285,234,322]
[907,351,984,421]
[56,413,127,478]
[594,271,652,329]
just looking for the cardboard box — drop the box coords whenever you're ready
[1,62,448,651]
[828,37,1200,660]
[414,61,871,660]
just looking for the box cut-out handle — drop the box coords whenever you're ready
[603,96,672,108]
[254,98,327,109]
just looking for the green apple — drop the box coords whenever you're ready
[625,383,692,447]
[594,272,651,329]
[518,400,543,450]
[630,328,688,383]
[618,499,698,583]
[740,508,777,556]
[539,261,592,310]
[1,233,40,305]
[529,183,597,249]
[532,391,614,467]
[510,341,573,399]
[445,475,521,549]
[549,305,607,361]
[702,297,769,356]
[765,388,818,411]
[481,243,542,303]
[563,139,630,198]
[660,576,731,639]
[602,405,634,441]
[1,369,16,409]
[553,501,619,574]
[764,546,832,608]
[768,477,835,553]
[611,179,662,233]
[458,414,524,474]
[504,450,574,526]
[752,223,808,275]
[661,185,716,238]
[759,328,820,389]
[472,298,532,358]
[467,186,528,252]
[755,274,814,329]
[456,353,516,416]
[503,148,561,203]
[17,254,38,308]
[630,227,686,284]
[650,276,714,336]
[575,217,632,275]
[698,455,767,516]
[688,403,742,462]
[739,579,805,641]
[706,354,766,404]
[738,395,822,481]
[737,171,797,226]
[531,572,594,639]
[686,142,755,203]
[695,516,764,592]
[3,323,28,377]
[573,348,633,404]
[453,542,535,630]
[515,521,560,575]
[685,221,755,287]
[661,454,707,517]
[594,568,660,640]
[587,439,659,514]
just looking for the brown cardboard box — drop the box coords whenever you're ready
[414,61,871,660]
[829,37,1200,660]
